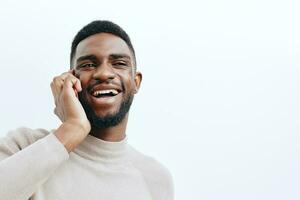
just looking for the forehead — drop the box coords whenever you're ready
[74,33,133,61]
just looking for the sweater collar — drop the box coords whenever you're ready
[73,134,128,163]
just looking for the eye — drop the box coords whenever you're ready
[113,61,128,67]
[115,62,126,66]
[78,63,96,69]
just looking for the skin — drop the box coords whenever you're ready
[51,33,142,152]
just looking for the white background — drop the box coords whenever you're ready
[0,0,299,199]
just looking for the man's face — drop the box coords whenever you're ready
[73,33,142,128]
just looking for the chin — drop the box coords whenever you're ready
[93,105,120,117]
[79,90,134,128]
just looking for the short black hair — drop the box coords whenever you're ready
[70,20,136,68]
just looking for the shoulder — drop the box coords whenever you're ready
[127,146,174,199]
[1,127,51,153]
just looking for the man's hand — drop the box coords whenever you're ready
[50,70,91,152]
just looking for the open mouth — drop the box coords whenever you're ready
[91,89,121,98]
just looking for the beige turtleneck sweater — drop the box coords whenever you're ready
[0,127,174,200]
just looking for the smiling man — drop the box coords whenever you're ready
[0,20,174,200]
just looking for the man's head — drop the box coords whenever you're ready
[70,20,136,69]
[70,20,142,129]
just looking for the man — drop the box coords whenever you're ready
[0,20,174,200]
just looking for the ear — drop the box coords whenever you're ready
[133,71,142,94]
[71,67,80,78]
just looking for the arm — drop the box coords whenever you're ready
[0,71,91,199]
[0,130,69,200]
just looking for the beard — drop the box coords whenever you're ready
[78,91,134,129]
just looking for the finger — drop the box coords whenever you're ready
[70,69,82,92]
[74,78,82,92]
[54,71,73,84]
[51,72,71,103]
[51,76,65,104]
[52,71,74,94]
[50,82,58,105]
[64,74,81,92]
[70,69,75,74]
[63,75,81,95]
[62,71,72,77]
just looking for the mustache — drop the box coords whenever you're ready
[86,80,125,93]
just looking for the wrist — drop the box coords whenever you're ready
[54,120,90,152]
[65,119,91,134]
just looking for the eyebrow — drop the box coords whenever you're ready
[109,54,131,61]
[76,54,98,63]
[76,54,131,64]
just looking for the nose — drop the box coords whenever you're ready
[92,62,116,82]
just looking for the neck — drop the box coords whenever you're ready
[89,114,128,142]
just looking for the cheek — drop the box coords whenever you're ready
[78,73,91,89]
[124,79,137,92]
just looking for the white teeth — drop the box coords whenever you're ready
[93,89,119,96]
